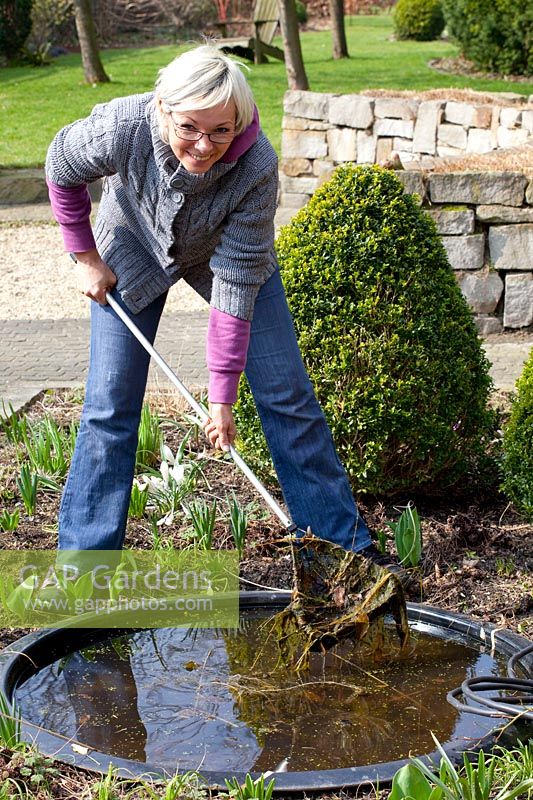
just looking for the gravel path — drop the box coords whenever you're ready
[1,222,208,320]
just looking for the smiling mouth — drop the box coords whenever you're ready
[187,152,212,162]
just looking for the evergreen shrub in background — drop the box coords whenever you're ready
[295,0,308,24]
[393,0,445,41]
[502,351,533,522]
[0,0,33,60]
[236,166,495,496]
[441,0,532,76]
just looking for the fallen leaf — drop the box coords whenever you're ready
[71,744,90,755]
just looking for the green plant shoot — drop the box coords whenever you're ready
[18,416,76,480]
[136,403,163,470]
[387,503,422,567]
[408,734,533,800]
[16,465,38,516]
[129,480,149,518]
[389,762,443,800]
[186,499,217,550]
[0,692,23,749]
[0,509,20,532]
[0,402,28,445]
[229,494,247,559]
[225,772,275,800]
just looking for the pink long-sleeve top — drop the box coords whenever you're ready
[47,110,262,405]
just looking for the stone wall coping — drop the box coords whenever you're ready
[425,170,531,179]
[289,88,533,108]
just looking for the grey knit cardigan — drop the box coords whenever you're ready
[45,92,279,320]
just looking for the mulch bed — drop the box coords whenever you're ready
[428,56,533,85]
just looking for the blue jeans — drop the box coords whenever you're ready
[58,270,370,552]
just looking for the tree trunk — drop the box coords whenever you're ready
[279,0,309,90]
[72,0,110,84]
[330,0,349,59]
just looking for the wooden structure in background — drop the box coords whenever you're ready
[218,0,284,63]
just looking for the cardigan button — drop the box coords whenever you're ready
[172,192,184,203]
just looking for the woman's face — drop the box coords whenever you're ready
[164,100,237,174]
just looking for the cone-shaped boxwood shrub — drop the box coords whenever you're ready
[501,350,533,521]
[236,165,495,496]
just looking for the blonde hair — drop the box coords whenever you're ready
[155,45,255,141]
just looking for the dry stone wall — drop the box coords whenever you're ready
[278,90,533,333]
[281,89,533,172]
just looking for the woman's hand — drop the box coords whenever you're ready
[73,249,117,304]
[204,403,236,452]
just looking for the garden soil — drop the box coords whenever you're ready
[0,389,531,799]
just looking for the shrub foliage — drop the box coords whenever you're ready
[393,0,445,41]
[502,350,533,521]
[295,0,308,24]
[236,165,494,496]
[441,0,532,76]
[26,0,72,59]
[0,0,33,60]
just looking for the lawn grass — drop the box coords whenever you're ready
[2,14,532,168]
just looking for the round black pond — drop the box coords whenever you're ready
[1,595,531,793]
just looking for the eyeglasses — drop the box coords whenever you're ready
[170,119,235,144]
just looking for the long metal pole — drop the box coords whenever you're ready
[105,291,295,531]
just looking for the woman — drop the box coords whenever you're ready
[46,45,372,555]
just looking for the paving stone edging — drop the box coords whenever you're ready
[0,313,209,417]
[1,316,531,418]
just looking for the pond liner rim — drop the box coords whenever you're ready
[0,596,531,794]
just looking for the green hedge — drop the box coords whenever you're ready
[236,165,495,496]
[441,0,532,76]
[295,0,308,24]
[0,0,33,60]
[501,350,533,521]
[394,0,445,41]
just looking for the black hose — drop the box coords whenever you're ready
[447,642,533,721]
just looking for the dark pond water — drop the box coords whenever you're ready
[16,614,507,773]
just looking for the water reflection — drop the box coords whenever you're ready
[62,645,147,760]
[16,621,504,773]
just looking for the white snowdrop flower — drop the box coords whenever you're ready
[169,463,186,484]
[160,444,175,464]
